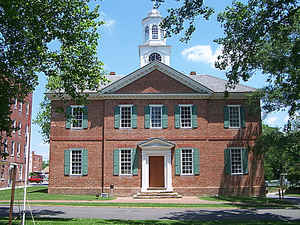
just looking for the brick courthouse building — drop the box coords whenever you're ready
[48,8,264,196]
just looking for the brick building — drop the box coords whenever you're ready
[0,94,32,188]
[48,8,264,196]
[30,151,43,173]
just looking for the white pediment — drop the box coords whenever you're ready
[101,61,213,95]
[138,138,175,150]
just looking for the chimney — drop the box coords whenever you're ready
[190,71,196,75]
[110,72,116,75]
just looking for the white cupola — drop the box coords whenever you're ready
[139,7,171,67]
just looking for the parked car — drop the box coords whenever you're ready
[28,175,43,183]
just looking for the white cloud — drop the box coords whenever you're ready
[264,116,278,126]
[181,45,222,68]
[103,19,116,29]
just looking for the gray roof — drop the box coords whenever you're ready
[102,74,256,93]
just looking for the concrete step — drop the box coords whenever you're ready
[133,191,182,199]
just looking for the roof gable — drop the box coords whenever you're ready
[101,61,213,94]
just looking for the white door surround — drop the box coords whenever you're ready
[138,138,175,192]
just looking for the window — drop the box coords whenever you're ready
[17,143,21,157]
[229,106,240,128]
[120,149,132,175]
[149,52,161,62]
[230,148,243,174]
[145,26,149,41]
[0,165,5,180]
[152,25,158,39]
[150,105,162,128]
[18,165,23,180]
[11,141,15,156]
[160,28,164,39]
[181,149,193,175]
[18,122,22,136]
[26,103,29,115]
[19,102,22,112]
[14,99,17,109]
[120,106,132,128]
[180,105,192,128]
[25,125,28,137]
[12,120,16,133]
[71,150,82,175]
[3,139,8,153]
[71,106,84,129]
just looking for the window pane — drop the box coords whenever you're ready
[120,149,131,175]
[151,106,162,128]
[182,149,193,175]
[121,106,132,128]
[231,149,242,174]
[229,106,240,128]
[72,107,83,128]
[180,106,192,128]
[71,150,82,175]
[149,53,161,62]
[152,25,158,39]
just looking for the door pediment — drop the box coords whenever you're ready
[138,138,175,150]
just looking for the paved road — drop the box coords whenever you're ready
[1,205,300,221]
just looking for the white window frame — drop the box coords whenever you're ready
[12,120,16,134]
[19,102,22,112]
[18,122,22,136]
[14,99,17,109]
[0,165,5,180]
[179,104,192,128]
[150,105,163,129]
[70,149,82,176]
[152,24,158,39]
[119,149,132,176]
[26,103,29,115]
[181,148,194,175]
[17,143,21,157]
[18,164,23,180]
[228,105,241,129]
[119,105,133,129]
[70,105,84,130]
[11,141,15,157]
[229,147,244,175]
[4,139,8,153]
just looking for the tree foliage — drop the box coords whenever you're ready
[159,0,300,119]
[0,0,106,156]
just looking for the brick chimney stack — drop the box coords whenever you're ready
[110,72,116,75]
[190,71,196,75]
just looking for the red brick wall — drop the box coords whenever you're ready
[32,151,43,172]
[0,94,32,188]
[115,70,197,94]
[49,97,264,196]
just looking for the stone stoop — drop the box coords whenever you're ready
[133,191,182,199]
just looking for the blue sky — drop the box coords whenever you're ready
[30,0,289,161]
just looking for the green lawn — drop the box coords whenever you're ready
[198,195,296,208]
[0,186,113,201]
[1,218,300,225]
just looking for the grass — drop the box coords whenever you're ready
[1,218,300,225]
[198,195,296,208]
[0,201,235,208]
[286,194,300,197]
[0,186,113,201]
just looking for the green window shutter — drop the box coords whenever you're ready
[66,106,72,129]
[174,105,180,129]
[82,106,88,129]
[64,150,70,176]
[175,148,181,175]
[162,105,168,128]
[131,149,138,175]
[240,106,246,128]
[132,106,137,128]
[113,149,119,176]
[114,106,120,129]
[144,106,150,129]
[192,105,198,128]
[193,148,200,175]
[224,106,229,129]
[82,149,88,176]
[242,149,249,174]
[224,149,231,175]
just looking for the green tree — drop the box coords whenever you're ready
[159,0,299,119]
[0,0,106,157]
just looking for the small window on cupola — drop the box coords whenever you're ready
[145,26,149,41]
[152,25,158,39]
[149,53,161,62]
